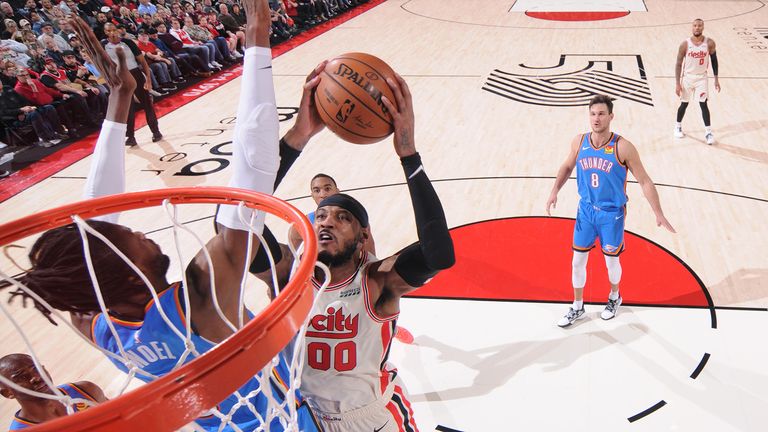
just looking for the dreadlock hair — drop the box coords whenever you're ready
[0,221,141,325]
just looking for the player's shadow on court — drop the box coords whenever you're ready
[699,268,768,308]
[128,137,206,187]
[712,119,768,164]
[714,142,768,165]
[408,322,648,402]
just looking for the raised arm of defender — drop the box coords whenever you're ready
[75,16,135,219]
[187,0,278,340]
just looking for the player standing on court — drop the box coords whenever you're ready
[674,18,720,145]
[547,95,676,328]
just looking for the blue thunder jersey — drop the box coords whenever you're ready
[9,383,95,430]
[576,133,628,210]
[91,283,320,432]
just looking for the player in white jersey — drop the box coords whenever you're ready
[261,73,455,432]
[674,18,720,145]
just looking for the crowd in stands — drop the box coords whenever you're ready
[0,0,369,175]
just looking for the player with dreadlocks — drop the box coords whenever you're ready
[0,2,323,430]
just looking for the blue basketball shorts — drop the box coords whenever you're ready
[572,201,626,256]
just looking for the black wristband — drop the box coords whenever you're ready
[273,137,303,190]
[400,152,423,179]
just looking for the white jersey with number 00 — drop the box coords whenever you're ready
[301,252,399,414]
[683,37,709,77]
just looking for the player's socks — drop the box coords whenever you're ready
[608,290,619,301]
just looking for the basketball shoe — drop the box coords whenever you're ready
[600,296,622,320]
[673,125,684,138]
[705,132,715,145]
[557,306,585,327]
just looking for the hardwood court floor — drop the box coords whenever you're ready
[1,1,767,430]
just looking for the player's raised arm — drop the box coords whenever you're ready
[187,0,280,340]
[619,138,676,233]
[372,73,455,310]
[74,16,136,221]
[546,134,581,216]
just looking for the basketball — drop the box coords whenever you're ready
[314,52,397,145]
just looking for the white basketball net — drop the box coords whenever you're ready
[0,199,328,431]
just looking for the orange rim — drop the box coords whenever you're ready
[0,187,317,432]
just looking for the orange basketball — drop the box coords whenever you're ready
[314,53,397,144]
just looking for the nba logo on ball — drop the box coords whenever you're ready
[336,99,356,123]
[314,52,397,144]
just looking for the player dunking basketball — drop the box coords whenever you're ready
[674,18,721,145]
[0,2,322,430]
[547,95,676,327]
[258,73,455,431]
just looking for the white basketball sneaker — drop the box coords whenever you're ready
[673,125,684,138]
[601,296,622,320]
[705,132,715,145]
[557,306,585,327]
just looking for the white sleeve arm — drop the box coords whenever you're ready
[83,120,128,224]
[215,46,280,233]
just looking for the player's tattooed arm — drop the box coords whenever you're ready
[381,73,416,158]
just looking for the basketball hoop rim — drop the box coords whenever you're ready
[0,187,317,432]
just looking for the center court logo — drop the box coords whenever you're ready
[483,54,653,107]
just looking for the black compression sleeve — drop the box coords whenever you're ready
[273,137,303,190]
[711,52,718,76]
[394,153,455,286]
[249,224,283,274]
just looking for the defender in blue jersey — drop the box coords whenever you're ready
[547,95,676,327]
[0,354,107,430]
[3,3,322,431]
[287,174,376,256]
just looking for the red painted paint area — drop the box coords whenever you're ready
[409,217,708,307]
[525,11,630,21]
[0,0,387,203]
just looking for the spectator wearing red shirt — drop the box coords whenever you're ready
[199,14,241,60]
[3,73,66,147]
[15,68,90,137]
[39,57,101,124]
[168,17,218,70]
[149,26,211,77]
[136,30,182,89]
